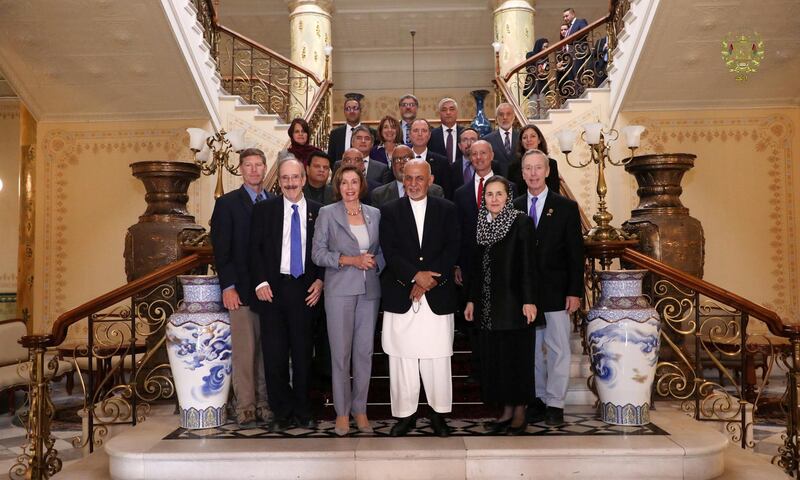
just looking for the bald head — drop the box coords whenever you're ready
[342,148,365,173]
[469,140,494,176]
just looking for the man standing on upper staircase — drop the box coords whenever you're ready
[209,147,272,427]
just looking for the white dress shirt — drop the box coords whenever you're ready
[499,127,513,150]
[413,148,428,160]
[409,196,427,247]
[345,122,361,151]
[474,170,494,205]
[396,180,405,198]
[280,196,308,274]
[527,186,548,227]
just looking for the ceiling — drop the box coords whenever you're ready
[624,0,800,110]
[0,0,208,121]
[217,0,608,92]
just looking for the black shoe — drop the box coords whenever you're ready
[526,398,547,424]
[293,415,317,429]
[428,412,450,437]
[484,418,511,435]
[544,407,564,426]
[268,416,293,433]
[507,421,528,435]
[390,415,416,437]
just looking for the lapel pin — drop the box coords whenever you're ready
[546,209,554,217]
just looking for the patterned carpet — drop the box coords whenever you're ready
[163,413,669,440]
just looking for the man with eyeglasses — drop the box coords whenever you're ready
[370,145,444,209]
[328,95,377,166]
[398,94,419,145]
[450,127,479,192]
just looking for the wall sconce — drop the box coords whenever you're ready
[323,44,333,80]
[555,123,645,243]
[186,128,247,199]
[492,41,503,76]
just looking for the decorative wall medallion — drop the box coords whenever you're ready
[721,32,765,81]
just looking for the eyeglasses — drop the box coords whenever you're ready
[344,106,360,112]
[392,155,414,162]
[399,102,417,108]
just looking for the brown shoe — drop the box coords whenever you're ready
[255,406,273,423]
[236,409,257,427]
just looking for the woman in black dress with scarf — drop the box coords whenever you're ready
[464,176,539,435]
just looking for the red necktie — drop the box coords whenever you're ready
[476,177,484,207]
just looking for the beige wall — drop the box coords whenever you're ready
[31,119,217,336]
[611,107,800,325]
[0,99,20,293]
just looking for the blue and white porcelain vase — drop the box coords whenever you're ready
[166,275,232,429]
[586,270,660,425]
[470,89,492,137]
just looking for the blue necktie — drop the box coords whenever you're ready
[529,197,538,227]
[463,163,473,185]
[290,204,303,278]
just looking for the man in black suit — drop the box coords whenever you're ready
[332,126,392,186]
[327,95,376,165]
[209,148,271,427]
[482,103,518,176]
[512,149,584,426]
[380,159,460,437]
[409,118,453,199]
[303,151,334,205]
[370,145,444,209]
[250,158,324,432]
[429,98,463,165]
[450,127,479,193]
[398,94,419,145]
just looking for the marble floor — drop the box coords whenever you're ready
[0,378,792,479]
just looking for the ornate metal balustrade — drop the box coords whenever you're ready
[11,247,214,479]
[617,248,800,477]
[495,0,626,122]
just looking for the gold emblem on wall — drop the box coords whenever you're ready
[721,32,765,81]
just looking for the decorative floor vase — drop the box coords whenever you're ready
[470,89,492,137]
[586,270,660,425]
[166,275,232,429]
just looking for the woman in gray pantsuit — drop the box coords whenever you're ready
[312,165,384,436]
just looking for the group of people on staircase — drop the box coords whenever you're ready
[209,90,584,438]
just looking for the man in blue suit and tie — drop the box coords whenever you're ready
[209,148,271,427]
[563,7,588,36]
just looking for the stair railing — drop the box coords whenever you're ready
[11,244,214,480]
[495,0,628,123]
[615,247,800,477]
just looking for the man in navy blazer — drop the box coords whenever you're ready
[512,149,584,426]
[409,118,454,199]
[250,158,324,432]
[450,127,479,193]
[563,7,589,36]
[209,147,271,426]
[428,98,463,165]
[482,103,518,176]
[327,96,376,165]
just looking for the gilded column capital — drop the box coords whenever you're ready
[490,0,535,13]
[287,0,333,17]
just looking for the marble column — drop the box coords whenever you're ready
[492,0,535,106]
[287,0,332,120]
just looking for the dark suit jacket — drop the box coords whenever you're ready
[482,129,519,175]
[467,214,540,330]
[513,190,584,312]
[507,157,560,197]
[249,196,324,313]
[379,196,460,315]
[415,150,453,199]
[567,18,589,36]
[327,124,378,163]
[369,181,444,210]
[303,183,334,205]
[429,125,464,164]
[209,185,270,306]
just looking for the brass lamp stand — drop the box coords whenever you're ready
[186,128,247,199]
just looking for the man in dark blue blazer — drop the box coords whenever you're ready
[482,103,518,176]
[209,147,271,427]
[250,158,325,432]
[409,118,453,199]
[563,7,588,36]
[429,98,463,166]
[512,149,584,427]
[450,127,479,193]
[327,96,377,164]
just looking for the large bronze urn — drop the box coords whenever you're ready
[622,153,705,278]
[124,161,205,400]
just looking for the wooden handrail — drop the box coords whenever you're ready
[41,248,214,348]
[620,248,798,338]
[502,14,610,83]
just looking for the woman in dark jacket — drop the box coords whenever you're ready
[507,124,560,195]
[464,176,539,435]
